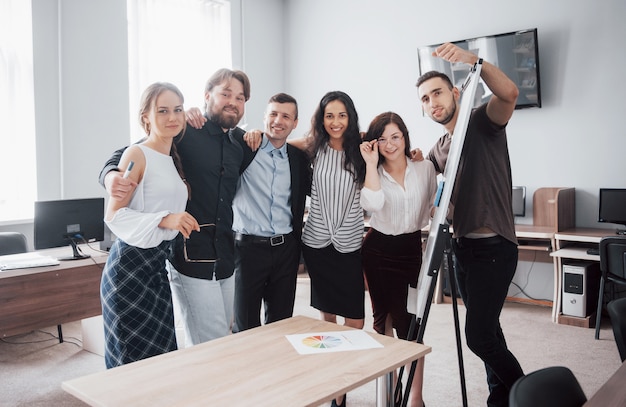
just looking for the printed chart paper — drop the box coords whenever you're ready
[286,330,384,355]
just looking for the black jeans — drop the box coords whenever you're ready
[452,235,524,407]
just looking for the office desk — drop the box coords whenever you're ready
[515,224,555,244]
[63,315,431,407]
[0,245,106,338]
[434,225,557,310]
[584,360,626,407]
[438,225,616,324]
[514,225,559,319]
[552,228,613,260]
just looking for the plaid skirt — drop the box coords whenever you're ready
[101,239,177,368]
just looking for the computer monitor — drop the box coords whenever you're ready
[512,186,526,217]
[598,188,626,234]
[34,197,105,260]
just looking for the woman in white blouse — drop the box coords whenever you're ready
[360,112,437,407]
[100,82,199,368]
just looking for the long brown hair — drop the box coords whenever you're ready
[139,82,190,198]
[308,91,365,187]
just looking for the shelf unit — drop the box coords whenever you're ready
[516,224,554,252]
[512,31,539,105]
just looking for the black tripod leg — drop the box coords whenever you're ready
[393,318,414,405]
[396,226,459,407]
[399,272,439,407]
[447,243,468,407]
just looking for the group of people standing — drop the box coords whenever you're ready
[98,42,524,407]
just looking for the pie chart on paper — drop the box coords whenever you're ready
[301,335,343,349]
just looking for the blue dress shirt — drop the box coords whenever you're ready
[232,135,292,236]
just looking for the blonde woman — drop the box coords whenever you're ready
[100,82,199,368]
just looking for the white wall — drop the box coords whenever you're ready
[2,0,130,247]
[2,0,286,243]
[32,0,129,204]
[237,0,286,128]
[268,0,626,301]
[280,0,626,229]
[5,0,626,260]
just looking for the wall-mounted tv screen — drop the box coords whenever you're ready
[598,188,626,234]
[417,28,542,110]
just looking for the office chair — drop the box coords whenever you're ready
[594,236,626,340]
[607,297,626,362]
[509,366,587,407]
[0,231,28,255]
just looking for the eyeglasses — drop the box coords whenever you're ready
[377,135,403,146]
[183,223,219,263]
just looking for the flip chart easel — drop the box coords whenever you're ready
[396,59,483,407]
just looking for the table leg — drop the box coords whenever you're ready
[376,371,394,407]
[552,255,562,322]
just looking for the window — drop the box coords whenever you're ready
[127,0,232,142]
[0,0,37,222]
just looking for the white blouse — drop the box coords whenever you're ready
[106,145,188,249]
[361,157,437,236]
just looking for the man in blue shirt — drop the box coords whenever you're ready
[231,93,310,331]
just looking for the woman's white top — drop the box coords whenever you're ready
[106,144,188,249]
[361,157,437,236]
[302,146,364,253]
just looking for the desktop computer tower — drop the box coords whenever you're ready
[562,261,600,318]
[99,224,116,252]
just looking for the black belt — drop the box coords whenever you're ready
[233,232,288,247]
[455,235,504,248]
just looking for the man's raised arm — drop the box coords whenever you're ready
[433,43,519,126]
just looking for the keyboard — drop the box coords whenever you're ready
[586,247,600,256]
[0,252,60,271]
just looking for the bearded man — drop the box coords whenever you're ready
[99,69,251,344]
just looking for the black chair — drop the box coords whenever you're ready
[509,366,587,407]
[594,236,626,340]
[0,231,28,255]
[607,297,626,362]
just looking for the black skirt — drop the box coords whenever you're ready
[302,244,365,319]
[362,228,422,339]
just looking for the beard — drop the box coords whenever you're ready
[207,100,242,129]
[433,100,456,126]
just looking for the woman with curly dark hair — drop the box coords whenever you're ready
[290,90,366,407]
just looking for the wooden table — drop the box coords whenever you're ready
[584,360,626,406]
[63,315,431,407]
[0,245,107,338]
